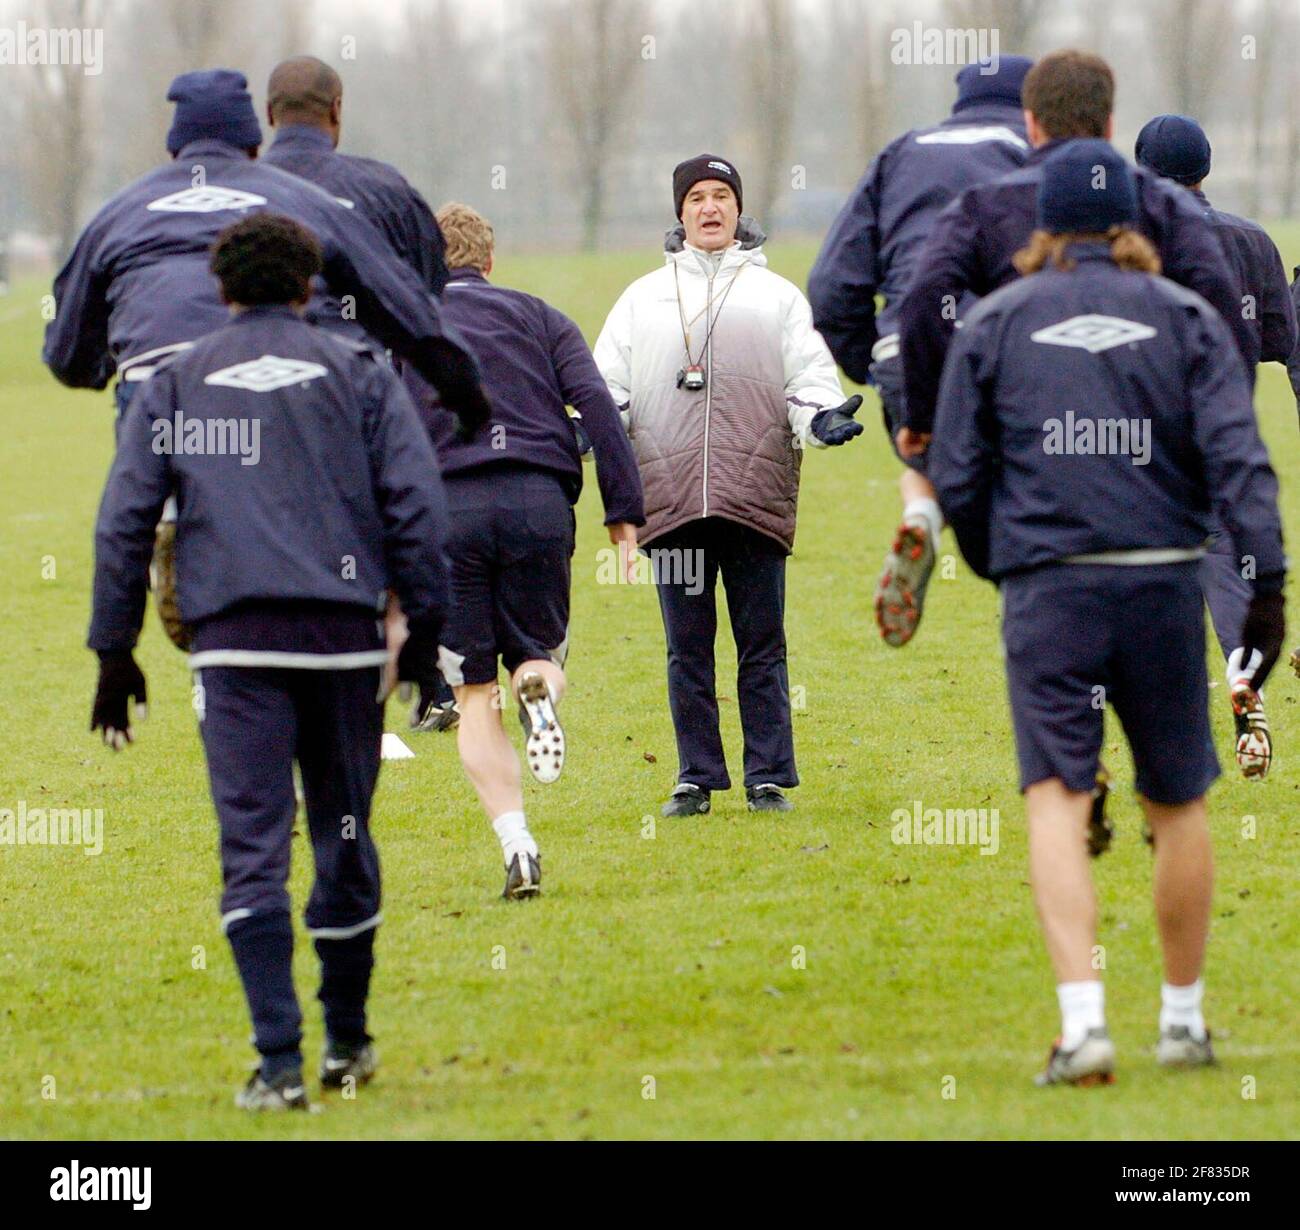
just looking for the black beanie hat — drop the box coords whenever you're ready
[672,154,742,220]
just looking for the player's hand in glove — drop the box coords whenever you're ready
[397,619,444,727]
[572,414,593,459]
[810,394,864,446]
[1239,589,1285,691]
[91,651,148,751]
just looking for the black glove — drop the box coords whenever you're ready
[451,385,493,443]
[1240,590,1285,691]
[91,651,147,750]
[572,415,593,457]
[419,342,493,442]
[397,619,443,724]
[810,394,864,446]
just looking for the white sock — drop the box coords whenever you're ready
[1058,980,1105,1050]
[1160,979,1207,1041]
[902,497,943,544]
[491,810,536,864]
[1226,647,1263,689]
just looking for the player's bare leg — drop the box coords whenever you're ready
[454,681,540,899]
[1026,778,1115,1086]
[875,469,941,647]
[1143,794,1216,1066]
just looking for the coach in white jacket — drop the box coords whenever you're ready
[594,154,863,817]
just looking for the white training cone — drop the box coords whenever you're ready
[380,732,415,761]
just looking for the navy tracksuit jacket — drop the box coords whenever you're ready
[1187,187,1297,377]
[807,101,1030,385]
[262,123,450,312]
[928,244,1284,589]
[90,305,450,1066]
[44,138,481,415]
[402,267,645,526]
[899,140,1252,435]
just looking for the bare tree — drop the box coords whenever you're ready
[825,0,896,166]
[18,0,104,261]
[943,0,1052,54]
[547,0,645,250]
[1279,7,1300,219]
[1153,0,1236,119]
[739,0,798,227]
[1242,0,1280,217]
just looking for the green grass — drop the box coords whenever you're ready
[2,234,1299,1140]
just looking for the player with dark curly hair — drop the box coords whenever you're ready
[90,211,451,1111]
[209,213,324,307]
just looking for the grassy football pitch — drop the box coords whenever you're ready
[2,235,1298,1141]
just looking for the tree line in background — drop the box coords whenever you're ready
[3,0,1300,263]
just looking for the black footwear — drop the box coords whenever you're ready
[320,1040,377,1090]
[661,783,711,817]
[412,698,459,733]
[235,1066,309,1111]
[746,784,793,813]
[1034,1028,1116,1087]
[517,672,564,783]
[503,850,542,900]
[1087,764,1113,858]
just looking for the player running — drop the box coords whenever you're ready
[263,56,450,298]
[895,51,1249,640]
[261,54,462,729]
[1135,113,1297,779]
[44,69,486,433]
[400,203,644,899]
[929,143,1285,1086]
[89,214,451,1110]
[808,54,1033,648]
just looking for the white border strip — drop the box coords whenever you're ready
[307,911,383,940]
[187,649,390,670]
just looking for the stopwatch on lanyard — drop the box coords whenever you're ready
[674,260,744,393]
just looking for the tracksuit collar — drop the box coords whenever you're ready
[269,123,336,152]
[229,304,304,322]
[174,138,257,161]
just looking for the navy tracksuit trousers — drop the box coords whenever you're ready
[197,664,384,1073]
[653,517,797,792]
[1199,526,1252,663]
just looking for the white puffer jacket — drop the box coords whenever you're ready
[593,237,846,552]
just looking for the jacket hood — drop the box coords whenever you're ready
[663,213,767,254]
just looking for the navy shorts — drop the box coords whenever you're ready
[438,468,575,687]
[1001,562,1219,805]
[871,352,927,474]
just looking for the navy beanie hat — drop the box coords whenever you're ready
[1038,140,1138,234]
[1134,114,1211,186]
[673,154,742,220]
[166,69,263,156]
[953,55,1034,112]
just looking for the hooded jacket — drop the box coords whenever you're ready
[593,227,845,552]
